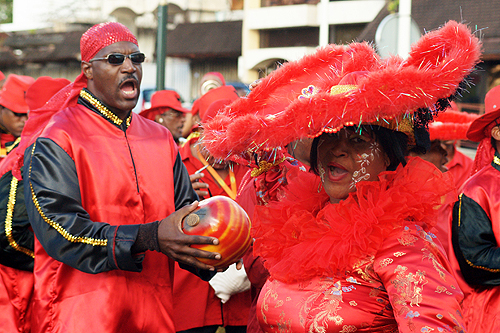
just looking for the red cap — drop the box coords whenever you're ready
[139,90,189,121]
[429,110,479,141]
[0,71,4,82]
[191,85,239,118]
[203,99,234,124]
[25,76,71,111]
[467,85,500,142]
[0,74,35,113]
[80,22,138,62]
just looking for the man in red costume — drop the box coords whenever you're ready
[0,76,70,333]
[0,74,35,161]
[19,22,221,333]
[174,86,251,333]
[451,84,500,332]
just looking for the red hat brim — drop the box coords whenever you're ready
[467,108,500,142]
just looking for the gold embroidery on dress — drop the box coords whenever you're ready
[339,325,357,333]
[300,279,344,332]
[436,286,453,296]
[352,256,379,284]
[391,265,427,307]
[398,228,418,246]
[379,258,393,268]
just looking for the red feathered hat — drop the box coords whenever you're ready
[203,21,481,164]
[191,85,239,117]
[0,74,35,113]
[139,90,189,121]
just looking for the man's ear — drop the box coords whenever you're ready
[491,125,500,141]
[81,61,93,80]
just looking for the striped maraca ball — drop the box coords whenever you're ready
[182,196,252,268]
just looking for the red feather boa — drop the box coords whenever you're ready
[252,157,456,284]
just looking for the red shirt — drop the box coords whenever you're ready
[173,136,252,330]
[446,149,474,190]
[0,132,15,163]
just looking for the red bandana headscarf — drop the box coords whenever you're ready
[13,22,138,179]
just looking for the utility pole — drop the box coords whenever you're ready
[397,0,412,58]
[156,0,168,91]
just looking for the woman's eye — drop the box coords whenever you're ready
[350,136,365,143]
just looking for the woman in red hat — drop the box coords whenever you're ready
[450,84,500,333]
[202,21,481,332]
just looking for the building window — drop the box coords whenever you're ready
[260,27,319,48]
[329,23,367,45]
[261,0,320,6]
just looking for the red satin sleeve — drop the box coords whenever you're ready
[374,223,467,332]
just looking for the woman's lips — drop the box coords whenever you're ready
[327,163,349,182]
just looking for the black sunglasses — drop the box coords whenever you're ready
[89,52,145,65]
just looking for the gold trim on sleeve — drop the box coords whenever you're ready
[28,143,107,247]
[5,176,34,258]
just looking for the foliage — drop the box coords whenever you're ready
[0,0,13,24]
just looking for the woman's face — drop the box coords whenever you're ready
[317,128,389,204]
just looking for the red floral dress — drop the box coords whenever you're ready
[253,157,467,332]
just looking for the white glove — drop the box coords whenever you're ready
[209,263,251,303]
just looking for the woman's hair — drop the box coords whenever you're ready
[309,126,409,175]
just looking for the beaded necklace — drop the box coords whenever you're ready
[79,89,132,128]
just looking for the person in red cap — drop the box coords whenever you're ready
[0,75,70,333]
[450,84,500,333]
[181,72,227,139]
[17,22,222,333]
[183,85,239,141]
[139,89,190,144]
[438,102,477,190]
[407,109,479,258]
[0,74,35,161]
[174,88,251,333]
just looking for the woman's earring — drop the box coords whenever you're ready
[158,118,164,123]
[318,162,326,183]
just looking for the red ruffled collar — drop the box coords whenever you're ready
[252,157,455,283]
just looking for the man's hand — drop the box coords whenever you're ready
[190,173,209,197]
[158,201,220,270]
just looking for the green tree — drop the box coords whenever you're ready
[0,0,13,24]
